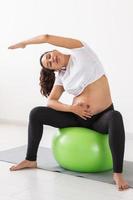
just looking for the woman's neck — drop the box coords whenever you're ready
[64,54,71,68]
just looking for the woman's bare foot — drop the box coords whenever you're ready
[9,160,37,171]
[113,173,129,191]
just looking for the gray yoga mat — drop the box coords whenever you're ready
[0,145,132,188]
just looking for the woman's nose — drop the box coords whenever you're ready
[52,57,56,63]
[49,57,54,63]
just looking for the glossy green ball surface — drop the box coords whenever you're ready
[52,127,113,172]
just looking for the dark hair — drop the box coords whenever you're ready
[39,51,55,98]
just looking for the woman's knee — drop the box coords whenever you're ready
[29,106,46,122]
[109,110,123,123]
[111,110,122,117]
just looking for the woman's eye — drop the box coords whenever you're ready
[46,54,51,59]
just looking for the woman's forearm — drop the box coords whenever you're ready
[47,100,72,113]
[22,34,48,46]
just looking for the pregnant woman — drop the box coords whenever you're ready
[8,34,129,191]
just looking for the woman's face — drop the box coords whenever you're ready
[41,50,66,71]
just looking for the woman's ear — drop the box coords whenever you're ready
[53,49,58,52]
[61,66,66,70]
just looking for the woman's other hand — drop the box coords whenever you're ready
[8,42,26,49]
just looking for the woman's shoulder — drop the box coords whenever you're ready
[68,40,93,57]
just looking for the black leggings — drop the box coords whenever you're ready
[25,103,125,173]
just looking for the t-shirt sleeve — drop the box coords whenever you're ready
[54,73,63,86]
[80,40,89,48]
[80,40,93,52]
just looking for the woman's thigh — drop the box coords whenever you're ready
[90,110,115,134]
[29,106,93,128]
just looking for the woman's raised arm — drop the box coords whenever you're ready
[45,34,83,49]
[8,34,84,49]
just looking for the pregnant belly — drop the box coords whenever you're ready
[72,75,113,115]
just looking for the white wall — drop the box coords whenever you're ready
[0,0,133,133]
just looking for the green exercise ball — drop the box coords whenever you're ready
[52,127,113,172]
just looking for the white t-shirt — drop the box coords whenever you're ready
[54,41,106,96]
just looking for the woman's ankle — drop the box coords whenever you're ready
[113,172,124,178]
[25,158,37,162]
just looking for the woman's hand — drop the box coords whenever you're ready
[8,35,48,49]
[8,42,26,49]
[70,103,93,120]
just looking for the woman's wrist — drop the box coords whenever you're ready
[20,42,26,48]
[68,105,74,113]
[23,34,48,46]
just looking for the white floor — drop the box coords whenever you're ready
[0,123,133,200]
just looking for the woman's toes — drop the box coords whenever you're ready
[10,165,16,171]
[118,186,123,191]
[118,183,129,191]
[124,184,129,189]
